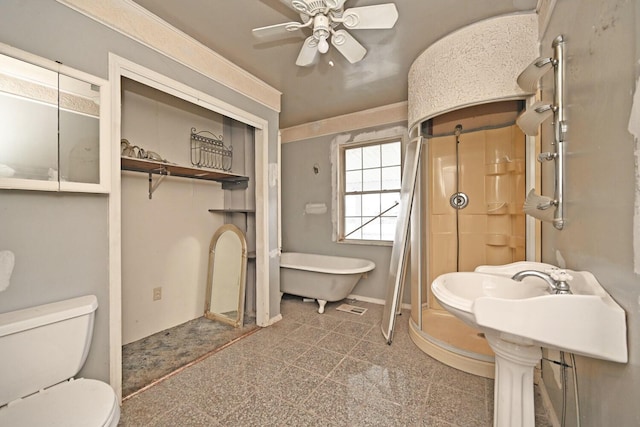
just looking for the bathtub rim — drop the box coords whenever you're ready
[280,252,375,275]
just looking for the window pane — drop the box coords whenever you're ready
[362,193,380,217]
[345,170,362,192]
[381,217,397,240]
[345,217,362,239]
[381,166,401,190]
[381,192,400,216]
[362,168,380,191]
[362,145,380,168]
[345,194,361,216]
[345,147,361,171]
[339,140,403,242]
[362,218,381,240]
[381,141,401,166]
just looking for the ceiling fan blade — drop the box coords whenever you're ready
[326,0,347,10]
[341,4,399,29]
[296,36,320,67]
[331,29,367,64]
[252,22,304,38]
[279,0,316,15]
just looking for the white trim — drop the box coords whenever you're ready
[108,54,123,401]
[281,101,408,144]
[56,0,281,113]
[266,313,283,326]
[108,53,271,402]
[332,128,408,243]
[277,132,282,253]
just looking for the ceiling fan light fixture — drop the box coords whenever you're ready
[318,35,330,53]
[254,0,398,66]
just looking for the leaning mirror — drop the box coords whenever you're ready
[204,224,247,327]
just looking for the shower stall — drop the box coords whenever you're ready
[408,102,528,378]
[400,13,539,378]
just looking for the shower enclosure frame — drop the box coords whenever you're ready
[408,111,539,378]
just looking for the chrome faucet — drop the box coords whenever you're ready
[511,269,573,294]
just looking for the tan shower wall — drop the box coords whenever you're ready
[428,124,525,309]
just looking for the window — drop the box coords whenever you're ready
[338,138,402,242]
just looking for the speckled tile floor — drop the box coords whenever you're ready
[118,296,552,426]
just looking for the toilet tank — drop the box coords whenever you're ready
[0,295,98,406]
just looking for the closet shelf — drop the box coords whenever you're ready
[121,157,249,194]
[208,208,255,213]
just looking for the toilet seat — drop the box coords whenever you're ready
[0,378,119,427]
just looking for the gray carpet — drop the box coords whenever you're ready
[122,315,257,397]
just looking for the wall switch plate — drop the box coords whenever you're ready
[153,287,162,301]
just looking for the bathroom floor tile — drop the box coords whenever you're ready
[145,403,221,427]
[218,392,298,426]
[119,297,551,427]
[267,364,326,404]
[302,378,369,426]
[317,330,362,354]
[288,323,331,345]
[292,346,346,377]
[424,383,490,427]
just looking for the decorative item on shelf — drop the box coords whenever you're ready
[190,128,232,171]
[516,35,566,230]
[121,139,168,163]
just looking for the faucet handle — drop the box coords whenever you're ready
[548,269,573,282]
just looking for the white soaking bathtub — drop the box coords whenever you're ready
[280,252,376,313]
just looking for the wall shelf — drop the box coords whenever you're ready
[121,157,249,198]
[208,208,255,213]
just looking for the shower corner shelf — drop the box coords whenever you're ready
[121,157,249,199]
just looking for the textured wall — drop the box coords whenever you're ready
[538,0,640,425]
[408,13,538,130]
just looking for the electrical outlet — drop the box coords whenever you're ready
[153,287,162,301]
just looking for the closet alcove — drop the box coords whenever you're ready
[119,77,257,396]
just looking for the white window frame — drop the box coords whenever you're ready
[334,135,405,245]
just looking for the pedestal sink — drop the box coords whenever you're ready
[431,261,627,427]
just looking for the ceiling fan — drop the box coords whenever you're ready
[252,0,399,67]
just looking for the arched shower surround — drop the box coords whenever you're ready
[407,13,539,377]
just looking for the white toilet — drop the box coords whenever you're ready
[0,295,120,426]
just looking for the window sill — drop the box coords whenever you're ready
[336,239,393,247]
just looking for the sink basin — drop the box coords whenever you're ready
[432,261,628,363]
[431,262,628,427]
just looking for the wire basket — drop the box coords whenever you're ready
[190,127,232,171]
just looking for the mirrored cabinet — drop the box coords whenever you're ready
[0,45,109,193]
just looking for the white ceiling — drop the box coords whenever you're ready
[131,0,538,128]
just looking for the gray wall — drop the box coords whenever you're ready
[0,192,110,380]
[281,123,408,302]
[0,0,280,383]
[539,0,640,425]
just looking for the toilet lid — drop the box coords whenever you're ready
[0,378,119,427]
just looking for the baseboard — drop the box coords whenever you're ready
[266,313,282,326]
[347,294,411,310]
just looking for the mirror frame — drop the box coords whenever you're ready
[0,42,110,193]
[204,224,247,327]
